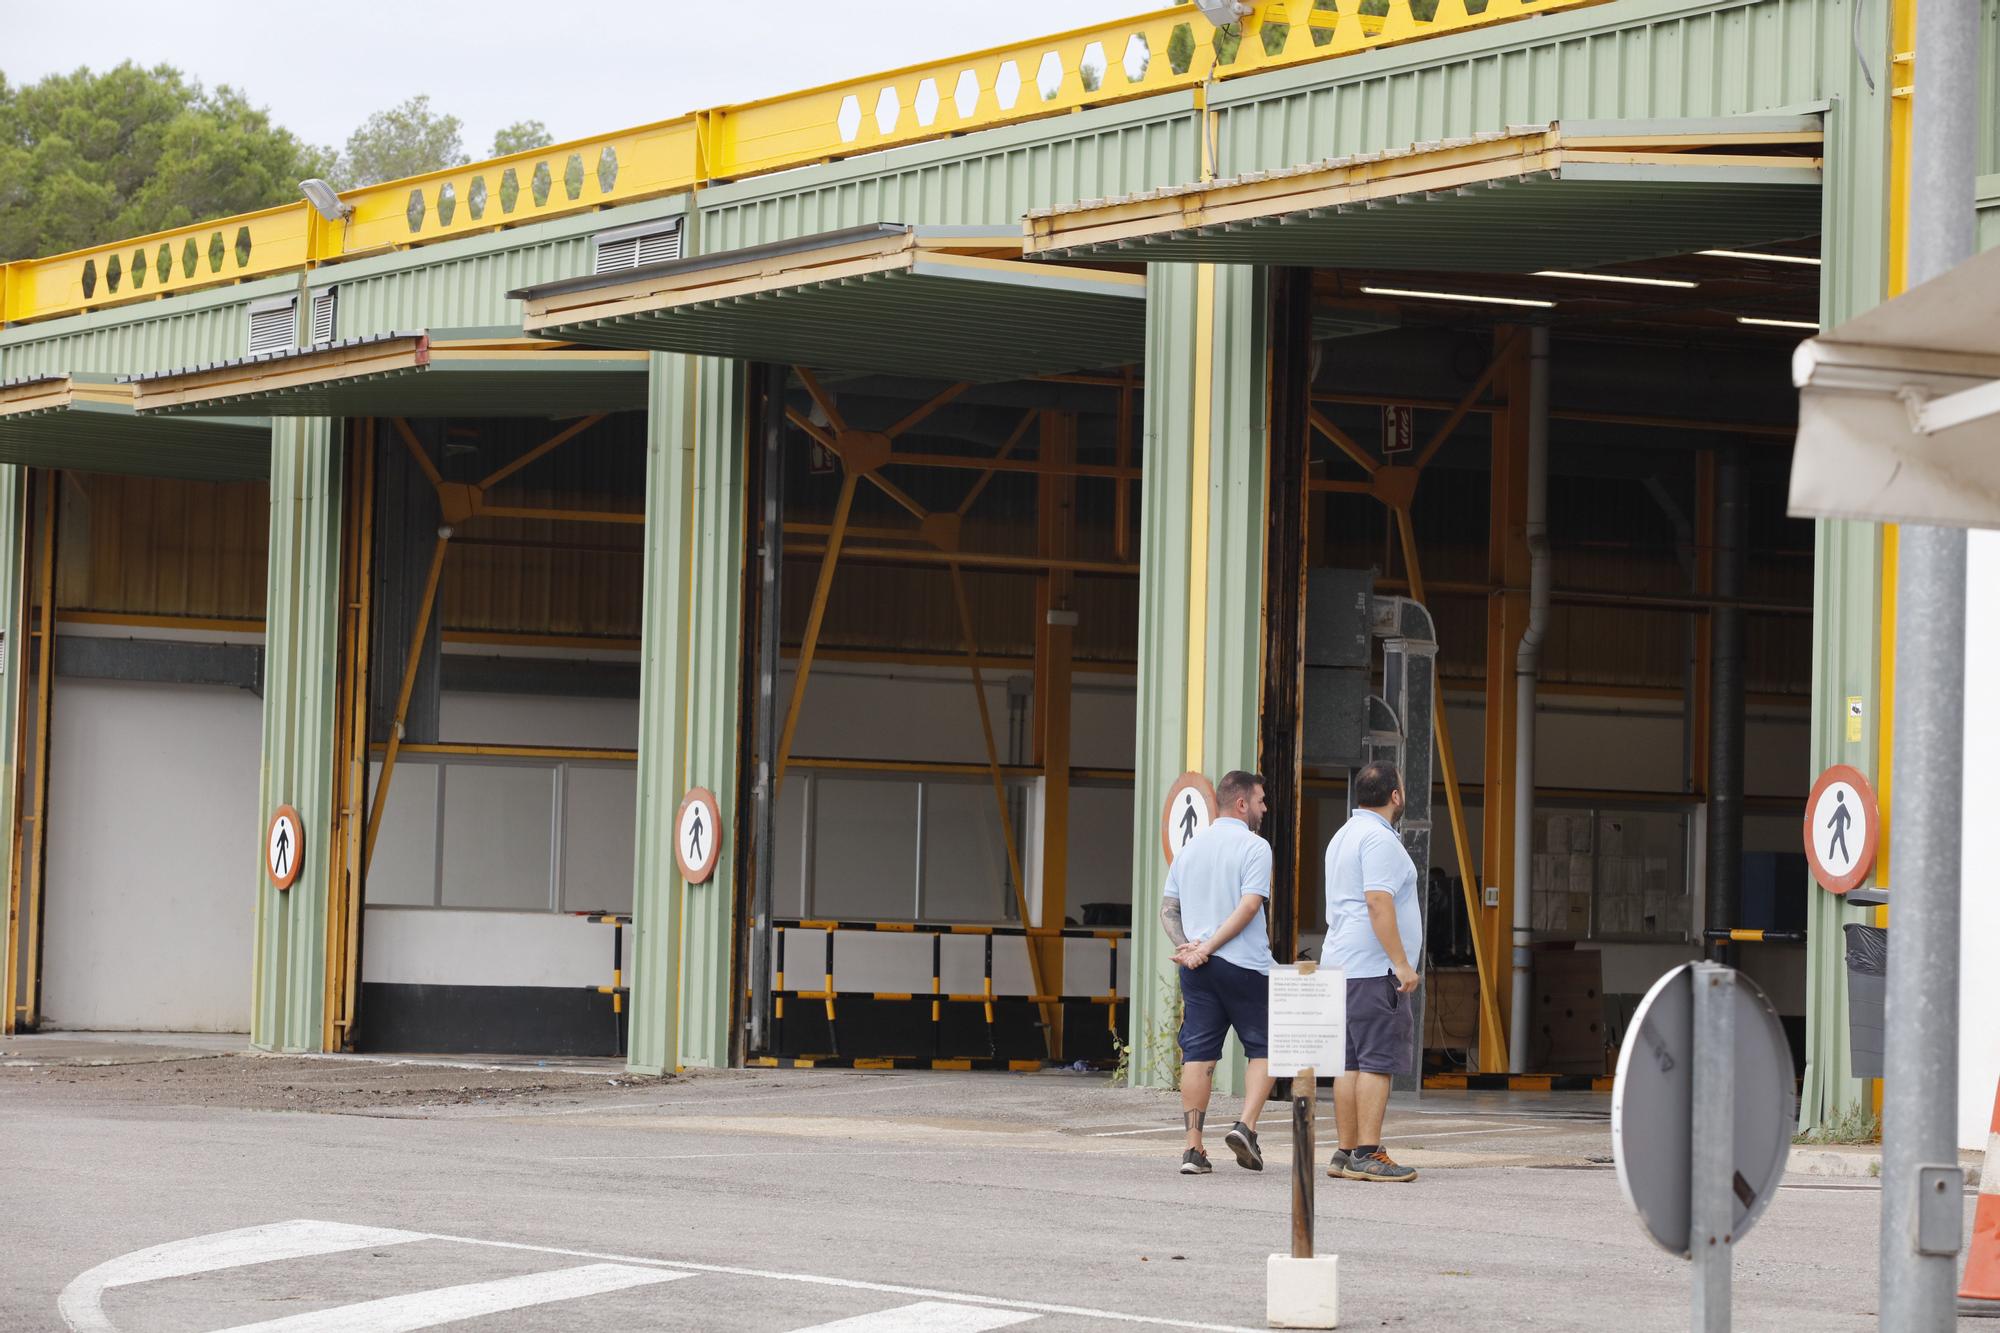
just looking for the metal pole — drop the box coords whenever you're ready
[748,365,784,1054]
[1690,962,1737,1332]
[1509,325,1549,1072]
[1882,0,1977,1325]
[1706,451,1746,963]
[1291,1067,1317,1259]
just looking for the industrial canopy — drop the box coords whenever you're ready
[126,330,649,418]
[0,373,268,481]
[1790,240,2000,528]
[1023,117,1823,270]
[509,224,1147,382]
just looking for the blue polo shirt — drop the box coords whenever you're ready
[1323,809,1423,978]
[1163,817,1275,975]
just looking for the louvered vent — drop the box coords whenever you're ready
[246,299,297,356]
[592,220,683,274]
[309,288,337,346]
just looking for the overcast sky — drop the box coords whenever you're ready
[3,1,1150,159]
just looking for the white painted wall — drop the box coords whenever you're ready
[1960,530,2000,1151]
[362,908,619,988]
[41,677,261,1032]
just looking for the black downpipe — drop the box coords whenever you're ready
[747,365,785,1055]
[1705,449,1746,960]
[1259,267,1315,964]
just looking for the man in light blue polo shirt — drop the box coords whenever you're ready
[1322,760,1423,1183]
[1161,770,1278,1176]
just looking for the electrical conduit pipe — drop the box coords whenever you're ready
[1510,326,1551,1073]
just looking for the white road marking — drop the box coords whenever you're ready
[423,1228,1264,1332]
[59,1220,429,1332]
[62,1220,1261,1333]
[209,1262,685,1332]
[784,1300,1040,1332]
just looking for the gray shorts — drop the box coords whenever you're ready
[1346,974,1415,1075]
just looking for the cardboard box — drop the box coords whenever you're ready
[1569,853,1595,896]
[1600,818,1626,857]
[1565,893,1593,935]
[1547,815,1571,856]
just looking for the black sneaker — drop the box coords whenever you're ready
[1341,1149,1418,1183]
[1327,1148,1351,1178]
[1224,1122,1264,1171]
[1179,1147,1212,1175]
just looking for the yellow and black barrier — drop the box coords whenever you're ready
[1702,928,1809,944]
[768,916,1130,1064]
[1423,1073,1616,1093]
[574,911,632,1056]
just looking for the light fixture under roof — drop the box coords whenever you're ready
[1737,315,1820,330]
[1699,249,1822,266]
[1534,269,1697,290]
[1361,286,1553,309]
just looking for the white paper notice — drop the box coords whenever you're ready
[1267,964,1346,1078]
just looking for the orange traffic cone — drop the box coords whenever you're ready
[1963,1078,2000,1316]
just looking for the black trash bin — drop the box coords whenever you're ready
[1844,922,1887,1079]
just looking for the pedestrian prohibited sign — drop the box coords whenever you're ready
[266,805,303,891]
[1160,771,1217,864]
[1803,763,1878,894]
[676,787,721,884]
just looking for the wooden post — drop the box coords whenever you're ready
[1291,1064,1317,1259]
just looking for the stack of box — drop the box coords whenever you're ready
[1532,814,1594,936]
[1530,947,1606,1074]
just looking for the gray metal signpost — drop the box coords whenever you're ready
[1613,962,1794,1331]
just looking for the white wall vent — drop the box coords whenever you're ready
[592,218,684,274]
[246,296,299,357]
[309,287,337,347]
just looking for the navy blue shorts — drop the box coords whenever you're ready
[1345,974,1416,1075]
[1178,956,1269,1062]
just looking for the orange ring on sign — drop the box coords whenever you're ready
[676,786,722,884]
[1160,771,1218,865]
[267,805,304,891]
[1803,764,1879,895]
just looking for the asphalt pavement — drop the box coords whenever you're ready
[0,1034,1944,1331]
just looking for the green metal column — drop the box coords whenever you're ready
[1128,262,1270,1091]
[251,419,344,1053]
[1799,26,1896,1132]
[628,353,749,1075]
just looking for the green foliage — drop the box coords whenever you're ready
[336,94,467,187]
[1112,981,1185,1090]
[0,63,331,261]
[490,119,554,158]
[1794,1102,1881,1145]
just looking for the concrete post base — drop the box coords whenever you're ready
[1267,1254,1339,1328]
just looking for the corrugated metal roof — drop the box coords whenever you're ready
[128,328,649,418]
[514,224,1146,382]
[0,372,268,480]
[1024,119,1823,273]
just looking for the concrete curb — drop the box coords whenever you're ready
[1788,1144,1985,1188]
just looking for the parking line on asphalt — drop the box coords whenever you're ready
[208,1262,686,1332]
[422,1227,1266,1332]
[783,1300,1040,1332]
[59,1220,432,1332]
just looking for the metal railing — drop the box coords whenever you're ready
[0,0,1610,326]
[769,917,1130,1063]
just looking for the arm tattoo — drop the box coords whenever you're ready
[1160,897,1189,949]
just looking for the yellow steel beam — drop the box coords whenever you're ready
[776,468,859,792]
[1391,503,1508,1062]
[363,530,451,873]
[1,0,1615,325]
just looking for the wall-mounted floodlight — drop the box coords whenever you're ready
[299,179,354,222]
[1195,0,1252,22]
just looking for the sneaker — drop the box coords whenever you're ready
[1327,1148,1351,1178]
[1179,1147,1212,1175]
[1341,1149,1418,1183]
[1224,1122,1264,1171]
